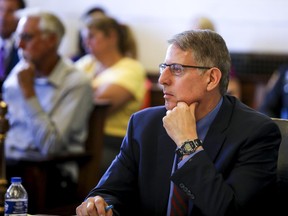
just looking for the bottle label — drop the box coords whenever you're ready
[4,199,28,216]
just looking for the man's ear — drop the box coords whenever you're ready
[206,67,222,91]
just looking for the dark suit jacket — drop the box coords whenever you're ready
[0,44,19,93]
[87,95,281,216]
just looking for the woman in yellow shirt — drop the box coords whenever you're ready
[76,15,146,175]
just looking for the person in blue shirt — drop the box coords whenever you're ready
[3,9,94,200]
[76,30,280,216]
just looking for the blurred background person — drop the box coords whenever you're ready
[3,9,94,202]
[71,6,106,62]
[193,16,216,31]
[75,12,138,78]
[192,16,242,100]
[258,64,288,118]
[77,15,146,175]
[0,0,26,95]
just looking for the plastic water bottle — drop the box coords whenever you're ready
[4,177,28,216]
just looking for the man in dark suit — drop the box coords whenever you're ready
[76,30,281,216]
[0,0,26,93]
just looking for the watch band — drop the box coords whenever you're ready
[175,139,202,159]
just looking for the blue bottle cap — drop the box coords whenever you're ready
[11,177,22,183]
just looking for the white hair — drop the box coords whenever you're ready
[15,8,65,47]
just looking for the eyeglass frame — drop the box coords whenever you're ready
[159,63,212,76]
[15,30,54,43]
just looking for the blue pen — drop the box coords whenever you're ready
[105,204,114,212]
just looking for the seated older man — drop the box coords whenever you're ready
[3,9,94,206]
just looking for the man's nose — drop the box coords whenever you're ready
[158,67,171,85]
[16,37,26,49]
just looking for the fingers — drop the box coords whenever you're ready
[167,101,198,115]
[189,102,198,115]
[166,102,188,116]
[75,199,95,216]
[76,201,89,216]
[93,196,106,216]
[176,101,187,108]
[75,196,114,216]
[87,200,96,212]
[21,60,35,72]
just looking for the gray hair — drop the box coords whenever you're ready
[168,29,231,96]
[16,8,65,47]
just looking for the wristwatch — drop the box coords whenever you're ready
[176,139,202,158]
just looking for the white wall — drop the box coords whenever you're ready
[26,0,288,72]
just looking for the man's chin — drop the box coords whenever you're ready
[165,101,177,110]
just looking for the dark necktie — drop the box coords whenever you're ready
[0,44,5,80]
[170,156,189,216]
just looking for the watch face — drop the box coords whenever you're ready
[184,143,193,152]
[176,139,202,157]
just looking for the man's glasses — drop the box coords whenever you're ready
[16,33,36,42]
[16,31,53,43]
[159,63,212,76]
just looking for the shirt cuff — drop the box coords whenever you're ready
[178,149,203,168]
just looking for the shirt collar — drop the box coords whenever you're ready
[197,97,223,141]
[35,57,73,87]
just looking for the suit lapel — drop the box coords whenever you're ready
[203,96,234,161]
